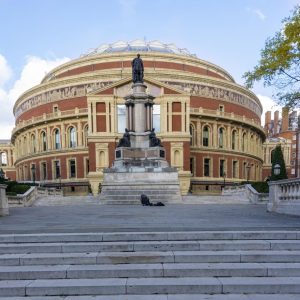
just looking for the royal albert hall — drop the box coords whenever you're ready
[11,40,265,195]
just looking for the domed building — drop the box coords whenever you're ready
[11,40,265,195]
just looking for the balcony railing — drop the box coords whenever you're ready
[12,108,88,137]
[190,107,263,131]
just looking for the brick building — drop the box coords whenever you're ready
[263,108,299,179]
[8,40,265,195]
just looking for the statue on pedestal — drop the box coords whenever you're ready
[132,54,144,83]
[117,128,131,147]
[149,128,162,147]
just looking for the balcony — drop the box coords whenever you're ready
[190,107,264,133]
[12,108,88,140]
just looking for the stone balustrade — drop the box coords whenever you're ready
[268,178,300,216]
[222,184,268,204]
[0,184,9,216]
[190,107,263,131]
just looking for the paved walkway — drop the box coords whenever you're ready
[1,200,300,233]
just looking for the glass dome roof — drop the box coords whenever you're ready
[81,40,197,58]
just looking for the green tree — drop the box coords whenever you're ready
[243,6,300,108]
[270,145,288,180]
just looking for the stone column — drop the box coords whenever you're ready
[8,149,12,167]
[78,121,83,147]
[196,120,201,147]
[61,124,66,149]
[0,184,9,216]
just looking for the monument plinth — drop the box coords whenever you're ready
[100,55,182,204]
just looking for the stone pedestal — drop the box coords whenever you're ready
[0,184,9,216]
[100,82,182,204]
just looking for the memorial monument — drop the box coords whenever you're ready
[100,54,182,204]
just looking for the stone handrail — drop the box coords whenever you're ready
[223,184,268,204]
[268,178,300,216]
[0,184,9,216]
[7,186,37,207]
[190,107,263,131]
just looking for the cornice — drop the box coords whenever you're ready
[41,51,235,84]
[14,70,261,115]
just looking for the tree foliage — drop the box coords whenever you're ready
[243,6,300,108]
[270,145,288,181]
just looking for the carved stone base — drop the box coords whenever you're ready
[100,170,182,204]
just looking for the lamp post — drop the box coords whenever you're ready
[246,164,251,183]
[223,172,226,190]
[0,168,5,180]
[274,163,281,176]
[31,165,36,185]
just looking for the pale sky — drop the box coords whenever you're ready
[0,0,299,139]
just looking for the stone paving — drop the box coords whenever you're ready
[0,196,300,233]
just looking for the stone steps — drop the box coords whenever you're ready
[100,185,182,204]
[2,240,300,254]
[1,230,299,243]
[2,277,300,297]
[0,295,300,300]
[1,231,300,297]
[2,262,300,280]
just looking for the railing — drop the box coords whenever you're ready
[190,107,263,131]
[7,186,63,207]
[7,186,37,207]
[223,184,268,204]
[268,178,300,216]
[12,108,88,137]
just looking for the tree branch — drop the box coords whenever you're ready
[279,67,300,82]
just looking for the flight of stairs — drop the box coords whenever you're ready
[1,230,300,298]
[100,186,182,204]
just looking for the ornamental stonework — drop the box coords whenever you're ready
[163,81,262,117]
[15,81,113,118]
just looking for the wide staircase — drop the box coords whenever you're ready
[100,185,182,204]
[1,230,300,299]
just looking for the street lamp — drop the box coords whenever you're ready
[0,168,5,180]
[246,164,251,183]
[223,172,226,190]
[274,163,281,176]
[31,165,36,185]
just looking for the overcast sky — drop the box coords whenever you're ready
[0,0,299,139]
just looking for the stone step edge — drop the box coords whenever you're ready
[1,231,299,243]
[2,262,300,280]
[3,240,300,254]
[3,250,300,267]
[0,295,298,300]
[2,277,300,297]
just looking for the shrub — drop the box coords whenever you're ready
[5,182,31,195]
[251,182,269,193]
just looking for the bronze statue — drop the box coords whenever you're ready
[132,54,144,83]
[149,128,162,147]
[117,128,131,147]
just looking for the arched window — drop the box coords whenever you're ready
[218,128,224,148]
[203,126,209,147]
[31,134,36,153]
[23,136,27,155]
[41,131,47,151]
[242,133,246,152]
[69,127,77,148]
[0,152,7,166]
[232,130,237,150]
[54,129,61,149]
[250,135,254,152]
[190,124,195,146]
[271,148,276,164]
[83,125,88,147]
